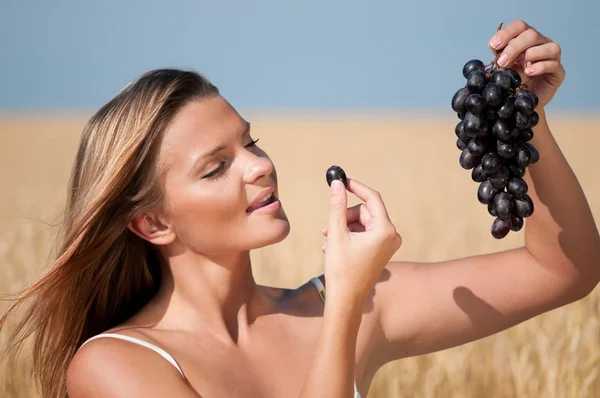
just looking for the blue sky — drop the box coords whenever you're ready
[1,0,598,111]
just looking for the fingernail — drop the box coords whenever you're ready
[498,54,508,66]
[526,66,535,75]
[321,244,326,251]
[490,37,502,49]
[331,180,342,194]
[321,227,327,234]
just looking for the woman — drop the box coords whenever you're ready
[1,19,599,398]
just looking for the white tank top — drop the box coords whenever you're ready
[79,277,361,398]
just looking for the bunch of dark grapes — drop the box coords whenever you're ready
[452,59,540,239]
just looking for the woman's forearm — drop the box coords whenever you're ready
[523,108,600,295]
[298,295,363,398]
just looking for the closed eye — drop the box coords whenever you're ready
[202,138,260,181]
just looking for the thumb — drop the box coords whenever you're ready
[328,180,348,234]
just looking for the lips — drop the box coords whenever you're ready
[246,186,276,212]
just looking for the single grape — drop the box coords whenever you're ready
[491,217,511,239]
[515,112,531,129]
[482,83,505,107]
[515,95,535,116]
[510,216,524,231]
[465,94,486,115]
[452,87,472,113]
[481,152,503,174]
[516,89,538,107]
[467,70,488,94]
[514,195,534,218]
[494,191,515,220]
[507,177,528,199]
[471,164,487,183]
[455,122,471,142]
[505,69,522,89]
[478,180,500,205]
[526,143,540,164]
[467,137,487,157]
[497,97,515,119]
[326,165,347,187]
[516,145,532,167]
[457,138,468,150]
[519,128,534,142]
[459,147,481,169]
[463,112,486,137]
[529,111,539,128]
[497,140,516,159]
[463,59,485,79]
[508,164,526,178]
[489,165,510,189]
[491,70,512,91]
[492,119,513,141]
[488,202,498,217]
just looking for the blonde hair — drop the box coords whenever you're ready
[0,69,219,397]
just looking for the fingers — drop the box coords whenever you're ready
[525,60,565,81]
[495,28,548,69]
[518,42,562,64]
[328,180,348,235]
[345,178,391,220]
[489,19,531,52]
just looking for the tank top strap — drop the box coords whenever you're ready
[79,333,184,378]
[309,277,362,398]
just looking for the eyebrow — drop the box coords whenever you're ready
[189,121,251,174]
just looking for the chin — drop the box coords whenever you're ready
[255,219,291,248]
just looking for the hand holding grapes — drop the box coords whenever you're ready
[489,20,565,108]
[321,168,402,304]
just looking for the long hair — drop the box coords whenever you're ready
[0,69,219,397]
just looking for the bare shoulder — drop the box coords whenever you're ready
[67,335,200,398]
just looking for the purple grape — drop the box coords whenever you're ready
[529,111,539,128]
[515,95,535,116]
[526,143,540,164]
[492,119,513,141]
[481,152,503,174]
[464,112,486,137]
[455,121,471,142]
[488,202,498,217]
[516,145,532,168]
[465,94,486,115]
[452,87,472,113]
[458,112,466,120]
[519,128,534,142]
[514,194,534,218]
[486,108,498,123]
[489,165,510,189]
[507,177,528,199]
[516,112,531,129]
[497,97,515,119]
[478,180,500,205]
[516,89,539,107]
[326,165,347,187]
[472,164,487,182]
[497,140,516,159]
[483,83,505,107]
[505,69,522,89]
[491,70,512,91]
[457,138,468,150]
[463,59,485,79]
[494,192,515,220]
[467,137,488,157]
[467,70,488,94]
[510,216,524,231]
[459,147,481,169]
[491,217,511,239]
[509,164,526,178]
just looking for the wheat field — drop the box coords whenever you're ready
[1,112,599,397]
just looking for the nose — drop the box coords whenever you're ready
[243,149,274,184]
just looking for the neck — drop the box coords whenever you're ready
[149,246,271,345]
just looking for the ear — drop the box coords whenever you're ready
[127,213,176,246]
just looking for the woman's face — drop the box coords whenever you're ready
[158,95,290,255]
